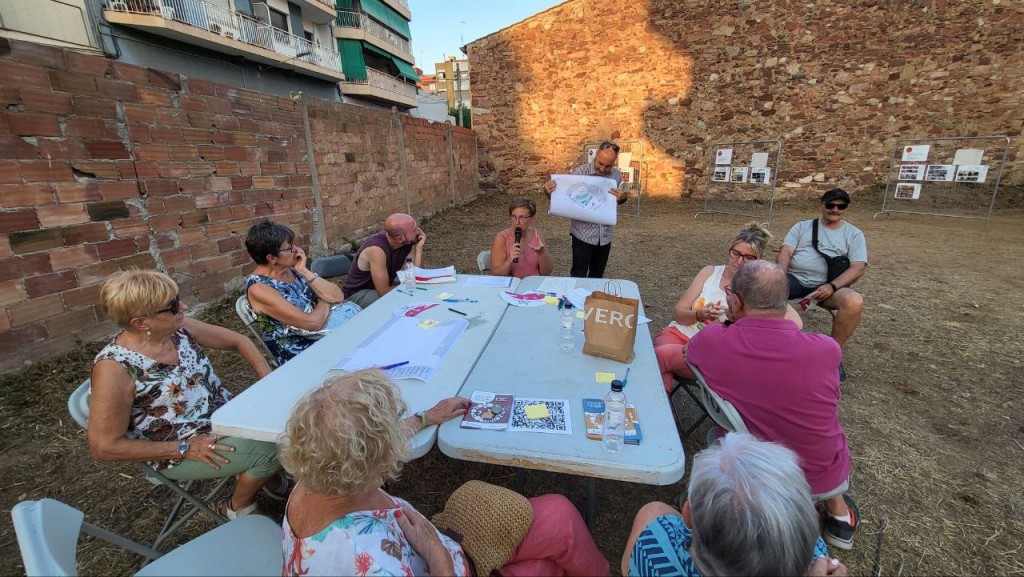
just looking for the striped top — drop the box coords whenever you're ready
[568,161,623,246]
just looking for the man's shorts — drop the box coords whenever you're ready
[787,273,819,300]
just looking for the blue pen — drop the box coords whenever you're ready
[622,367,631,388]
[442,298,478,303]
[416,287,428,291]
[396,289,414,296]
[378,361,409,370]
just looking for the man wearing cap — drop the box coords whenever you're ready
[777,189,867,378]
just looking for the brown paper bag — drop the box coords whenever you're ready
[582,291,639,363]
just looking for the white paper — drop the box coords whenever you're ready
[617,151,632,169]
[567,287,650,324]
[333,316,468,382]
[898,164,925,181]
[463,275,512,288]
[712,167,731,182]
[894,183,922,200]
[500,290,548,307]
[587,148,596,164]
[749,167,771,184]
[901,145,930,162]
[750,152,769,168]
[925,165,955,182]
[549,174,619,226]
[536,277,578,295]
[955,165,988,183]
[508,398,572,435]
[413,265,457,284]
[730,167,749,183]
[953,148,984,165]
[715,148,733,165]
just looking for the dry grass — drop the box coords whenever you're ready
[1,193,1022,576]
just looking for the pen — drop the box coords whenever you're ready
[396,289,414,296]
[448,307,467,315]
[442,298,478,303]
[378,361,409,370]
[416,287,428,291]
[622,367,631,388]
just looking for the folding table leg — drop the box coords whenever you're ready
[515,468,527,494]
[585,478,596,529]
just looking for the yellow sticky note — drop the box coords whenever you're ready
[542,296,559,306]
[524,404,550,420]
[436,293,455,300]
[417,319,439,329]
[576,311,584,318]
[595,372,616,383]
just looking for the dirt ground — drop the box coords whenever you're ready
[1,193,1022,576]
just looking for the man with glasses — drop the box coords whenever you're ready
[543,141,628,278]
[343,213,426,308]
[777,188,866,379]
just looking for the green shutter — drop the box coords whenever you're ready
[362,41,394,61]
[338,39,367,80]
[360,0,411,39]
[393,58,419,83]
[335,0,353,8]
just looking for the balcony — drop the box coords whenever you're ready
[334,9,413,63]
[380,0,411,21]
[341,67,418,108]
[103,0,344,82]
[290,0,337,23]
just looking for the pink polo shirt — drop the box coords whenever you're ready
[687,316,851,495]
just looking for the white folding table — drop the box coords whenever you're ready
[212,275,520,459]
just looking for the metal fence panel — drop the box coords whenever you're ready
[695,139,781,229]
[874,135,1010,225]
[574,140,644,222]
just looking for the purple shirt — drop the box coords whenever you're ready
[343,231,413,298]
[688,316,851,495]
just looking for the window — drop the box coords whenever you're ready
[304,31,314,43]
[269,8,288,32]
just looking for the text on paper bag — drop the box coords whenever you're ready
[584,306,636,328]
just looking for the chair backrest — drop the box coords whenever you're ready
[235,296,278,367]
[477,250,491,273]
[310,254,352,279]
[688,364,749,434]
[12,499,85,576]
[68,380,91,430]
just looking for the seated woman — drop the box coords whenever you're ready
[623,433,846,577]
[244,220,357,365]
[280,370,609,577]
[654,222,802,391]
[89,270,289,519]
[490,197,554,278]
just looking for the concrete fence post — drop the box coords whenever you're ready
[299,94,329,256]
[447,123,456,205]
[394,111,411,214]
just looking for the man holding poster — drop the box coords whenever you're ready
[544,141,628,278]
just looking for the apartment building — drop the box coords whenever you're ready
[333,0,418,109]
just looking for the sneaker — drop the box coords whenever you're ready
[824,494,859,550]
[838,362,847,382]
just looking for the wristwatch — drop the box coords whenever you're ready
[414,411,427,431]
[176,440,190,458]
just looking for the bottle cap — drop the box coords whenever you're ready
[610,379,623,391]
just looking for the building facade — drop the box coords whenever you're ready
[434,56,469,112]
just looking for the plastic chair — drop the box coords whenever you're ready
[668,377,708,443]
[688,363,749,434]
[67,381,230,565]
[11,498,281,576]
[477,250,491,273]
[235,296,279,368]
[310,253,353,279]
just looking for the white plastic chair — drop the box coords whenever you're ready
[235,296,279,367]
[310,253,353,278]
[477,250,491,273]
[11,498,281,576]
[68,381,230,564]
[687,363,749,434]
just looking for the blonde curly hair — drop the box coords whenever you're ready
[732,221,773,258]
[279,370,409,495]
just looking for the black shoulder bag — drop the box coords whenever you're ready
[811,218,851,283]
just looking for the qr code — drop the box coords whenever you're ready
[509,399,570,433]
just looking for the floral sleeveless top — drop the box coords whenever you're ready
[244,270,317,364]
[92,329,231,470]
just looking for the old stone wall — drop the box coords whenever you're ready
[467,0,1022,199]
[0,38,477,371]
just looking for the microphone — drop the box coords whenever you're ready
[513,227,522,263]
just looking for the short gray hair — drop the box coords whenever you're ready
[732,260,788,310]
[688,433,819,577]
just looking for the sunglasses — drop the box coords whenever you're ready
[599,141,620,153]
[824,203,848,210]
[728,248,757,262]
[154,296,181,316]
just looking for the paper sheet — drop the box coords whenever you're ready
[536,277,578,295]
[548,174,619,226]
[393,302,440,317]
[595,372,616,383]
[500,290,548,308]
[413,266,457,284]
[508,398,572,435]
[464,276,513,287]
[524,404,550,420]
[333,316,468,382]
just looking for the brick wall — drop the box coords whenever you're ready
[0,38,478,371]
[467,0,1022,198]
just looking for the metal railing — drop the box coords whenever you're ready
[104,0,342,73]
[335,9,411,55]
[342,67,416,99]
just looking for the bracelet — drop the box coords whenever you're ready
[306,273,320,283]
[827,282,838,292]
[695,309,704,323]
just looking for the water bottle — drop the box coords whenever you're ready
[559,303,575,351]
[400,257,416,290]
[602,380,626,453]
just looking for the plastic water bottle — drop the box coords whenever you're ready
[559,303,575,351]
[400,257,416,290]
[602,380,626,453]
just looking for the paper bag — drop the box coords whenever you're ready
[582,291,638,363]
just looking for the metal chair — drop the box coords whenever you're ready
[11,498,281,576]
[477,250,491,273]
[668,377,708,443]
[235,296,279,368]
[310,253,353,279]
[67,381,230,565]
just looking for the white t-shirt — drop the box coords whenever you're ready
[783,219,867,287]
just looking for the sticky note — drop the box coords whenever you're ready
[436,293,455,300]
[524,404,550,420]
[576,311,584,318]
[417,319,439,329]
[595,372,615,383]
[542,296,559,306]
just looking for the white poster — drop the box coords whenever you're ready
[901,145,930,162]
[730,167,749,183]
[955,165,988,183]
[894,183,921,200]
[617,152,632,169]
[898,164,925,181]
[952,148,984,165]
[715,148,733,165]
[925,164,955,182]
[712,167,731,182]
[750,152,769,168]
[750,167,771,184]
[587,148,596,164]
[548,174,619,225]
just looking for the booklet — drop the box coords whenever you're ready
[460,391,515,430]
[582,398,642,445]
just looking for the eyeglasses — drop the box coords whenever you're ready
[510,214,534,222]
[724,286,735,297]
[276,244,295,254]
[599,141,620,153]
[824,203,848,210]
[154,296,181,316]
[728,248,757,262]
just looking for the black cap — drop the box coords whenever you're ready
[820,188,851,203]
[611,379,623,392]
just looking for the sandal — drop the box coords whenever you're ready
[218,498,261,520]
[261,471,295,501]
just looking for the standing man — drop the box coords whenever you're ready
[777,188,866,380]
[543,141,628,278]
[342,213,425,309]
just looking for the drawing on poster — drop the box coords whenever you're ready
[898,164,925,181]
[749,167,772,184]
[901,145,930,162]
[894,183,921,200]
[925,165,955,182]
[730,167,749,183]
[715,149,733,165]
[954,165,988,183]
[712,167,731,182]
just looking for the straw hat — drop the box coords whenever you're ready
[431,481,534,576]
